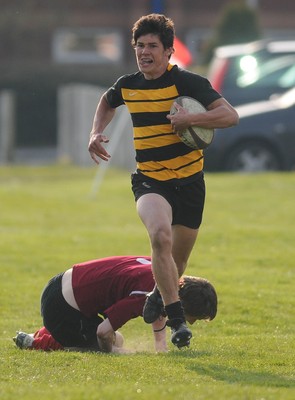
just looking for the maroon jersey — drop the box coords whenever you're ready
[71,256,154,331]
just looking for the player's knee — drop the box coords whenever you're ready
[150,227,172,252]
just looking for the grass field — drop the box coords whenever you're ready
[0,165,294,400]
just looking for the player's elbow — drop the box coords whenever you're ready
[230,109,239,126]
[223,108,239,128]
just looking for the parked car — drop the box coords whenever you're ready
[204,87,295,172]
[208,39,295,105]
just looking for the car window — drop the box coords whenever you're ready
[218,49,270,90]
[236,56,295,89]
[209,43,295,93]
[279,65,295,88]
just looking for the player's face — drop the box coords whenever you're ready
[134,34,172,80]
[185,315,198,325]
[185,314,211,325]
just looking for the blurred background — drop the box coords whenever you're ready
[0,0,294,171]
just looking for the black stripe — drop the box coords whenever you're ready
[136,142,193,163]
[134,132,174,141]
[132,112,170,127]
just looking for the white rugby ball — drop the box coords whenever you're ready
[170,96,214,150]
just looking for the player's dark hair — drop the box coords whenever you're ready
[179,276,218,320]
[131,13,175,49]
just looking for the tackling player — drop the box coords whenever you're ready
[13,255,217,353]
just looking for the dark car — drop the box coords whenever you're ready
[208,39,295,105]
[204,87,295,172]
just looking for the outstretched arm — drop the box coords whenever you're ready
[88,93,116,164]
[152,318,168,353]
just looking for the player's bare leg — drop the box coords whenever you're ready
[172,225,199,276]
[137,194,192,348]
[142,214,199,323]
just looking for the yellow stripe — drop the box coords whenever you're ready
[134,124,173,139]
[138,152,203,171]
[122,85,178,102]
[137,156,204,181]
[135,135,180,150]
[135,133,180,150]
[126,99,173,114]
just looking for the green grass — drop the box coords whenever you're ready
[0,165,294,400]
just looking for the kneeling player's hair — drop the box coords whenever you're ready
[179,276,217,320]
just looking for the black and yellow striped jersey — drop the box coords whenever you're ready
[106,64,221,182]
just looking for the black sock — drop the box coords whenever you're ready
[165,301,185,323]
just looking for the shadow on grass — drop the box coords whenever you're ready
[164,351,294,388]
[187,364,295,388]
[165,349,212,359]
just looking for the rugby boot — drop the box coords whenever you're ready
[13,331,34,349]
[167,318,192,348]
[143,288,165,323]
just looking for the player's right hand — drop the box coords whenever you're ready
[88,133,110,164]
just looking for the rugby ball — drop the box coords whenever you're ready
[170,96,214,150]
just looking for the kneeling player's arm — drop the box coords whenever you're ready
[152,318,167,353]
[113,331,124,348]
[96,319,116,353]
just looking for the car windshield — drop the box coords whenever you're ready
[236,55,295,89]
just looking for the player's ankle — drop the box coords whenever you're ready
[165,301,185,323]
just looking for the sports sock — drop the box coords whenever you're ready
[33,327,64,351]
[165,301,185,325]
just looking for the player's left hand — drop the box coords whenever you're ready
[167,103,190,133]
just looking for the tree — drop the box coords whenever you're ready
[204,1,261,64]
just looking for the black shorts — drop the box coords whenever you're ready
[41,273,103,349]
[131,172,205,229]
